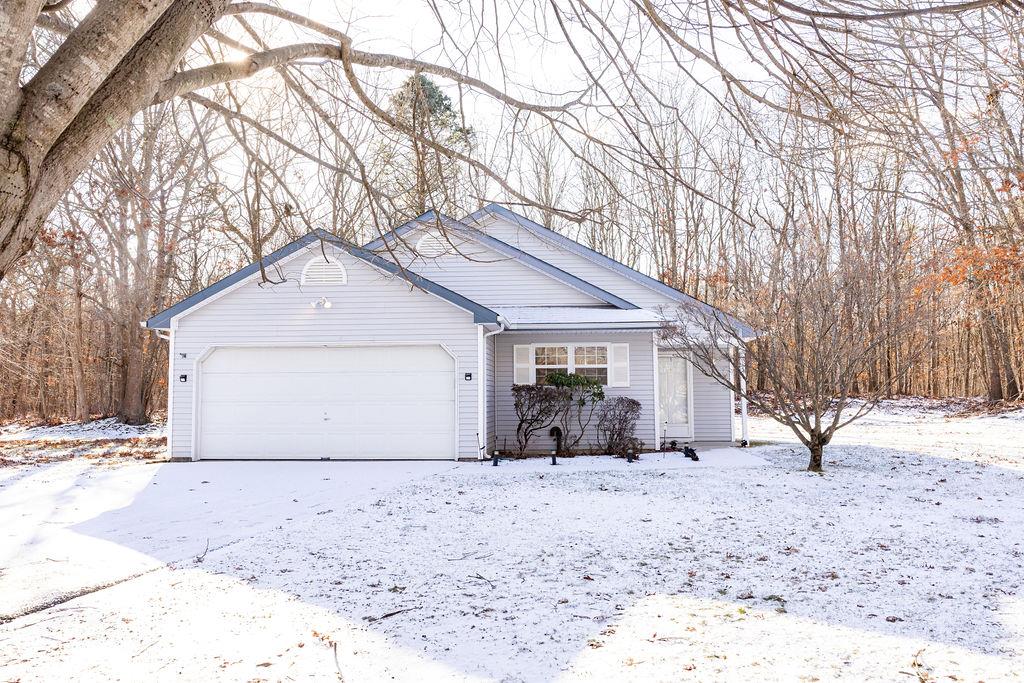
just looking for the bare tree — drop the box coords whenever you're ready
[662,126,938,471]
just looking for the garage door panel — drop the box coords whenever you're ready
[322,404,454,429]
[201,370,454,404]
[198,345,457,459]
[202,345,452,373]
[202,399,453,429]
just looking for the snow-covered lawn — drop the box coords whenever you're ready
[1,404,1022,681]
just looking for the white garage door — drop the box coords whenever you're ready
[197,345,456,459]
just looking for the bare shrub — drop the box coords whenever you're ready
[595,397,642,455]
[511,384,561,456]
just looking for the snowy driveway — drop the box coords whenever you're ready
[0,459,456,618]
[1,412,1023,681]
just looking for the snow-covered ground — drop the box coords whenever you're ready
[0,416,165,442]
[1,402,1022,681]
[0,417,167,467]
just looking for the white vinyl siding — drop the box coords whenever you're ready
[473,214,683,313]
[380,228,603,307]
[493,331,656,453]
[168,243,481,460]
[691,355,735,442]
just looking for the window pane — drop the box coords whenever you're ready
[535,346,567,365]
[575,345,607,365]
[536,367,568,384]
[576,367,608,384]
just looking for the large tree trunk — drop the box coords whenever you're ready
[118,340,148,425]
[0,149,37,280]
[807,442,824,473]
[980,318,1005,401]
[0,0,228,283]
[69,262,89,421]
[807,431,826,473]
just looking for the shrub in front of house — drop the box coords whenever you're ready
[544,371,605,455]
[511,383,562,455]
[595,396,642,456]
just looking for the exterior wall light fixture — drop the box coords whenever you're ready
[311,297,332,309]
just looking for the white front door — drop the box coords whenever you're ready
[659,352,693,441]
[197,345,456,459]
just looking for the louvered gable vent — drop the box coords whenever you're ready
[416,231,450,258]
[301,257,347,286]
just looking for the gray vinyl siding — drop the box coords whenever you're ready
[381,228,603,307]
[692,357,735,442]
[475,215,683,313]
[168,243,481,460]
[492,331,657,454]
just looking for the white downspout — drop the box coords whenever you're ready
[739,347,749,446]
[479,317,507,458]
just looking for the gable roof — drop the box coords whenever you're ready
[462,203,756,339]
[146,229,499,329]
[364,211,638,310]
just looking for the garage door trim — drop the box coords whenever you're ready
[189,342,460,461]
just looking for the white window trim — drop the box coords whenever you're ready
[529,343,611,386]
[300,256,348,286]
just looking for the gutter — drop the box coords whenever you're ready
[503,324,663,331]
[140,320,170,340]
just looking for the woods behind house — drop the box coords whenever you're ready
[0,2,1021,424]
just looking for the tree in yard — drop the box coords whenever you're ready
[661,127,940,472]
[0,1,586,284]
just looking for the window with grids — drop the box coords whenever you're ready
[534,346,569,384]
[532,344,610,385]
[573,345,609,384]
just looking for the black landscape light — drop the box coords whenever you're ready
[626,448,635,463]
[551,450,557,466]
[492,451,499,466]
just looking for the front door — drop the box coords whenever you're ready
[659,352,693,441]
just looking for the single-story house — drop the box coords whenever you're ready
[146,204,754,460]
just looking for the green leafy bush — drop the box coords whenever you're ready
[545,371,605,455]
